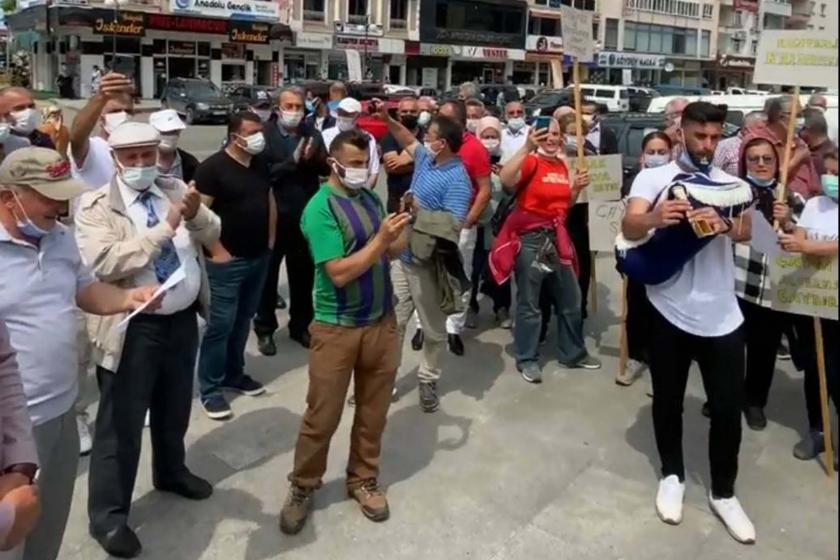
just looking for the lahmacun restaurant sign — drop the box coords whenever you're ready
[169,0,280,21]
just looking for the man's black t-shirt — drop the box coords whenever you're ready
[194,150,270,259]
[381,128,424,213]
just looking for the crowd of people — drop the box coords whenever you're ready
[0,75,837,559]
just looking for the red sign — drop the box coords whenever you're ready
[733,0,759,13]
[146,14,227,34]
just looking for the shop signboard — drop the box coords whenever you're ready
[335,35,379,53]
[146,13,227,34]
[295,32,333,50]
[718,54,755,69]
[168,41,196,55]
[597,51,666,69]
[526,35,563,54]
[229,21,271,44]
[92,11,145,37]
[169,0,280,22]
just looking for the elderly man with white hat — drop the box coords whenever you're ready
[321,97,379,188]
[148,108,199,183]
[74,122,220,559]
[0,147,164,560]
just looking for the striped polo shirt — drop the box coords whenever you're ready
[301,183,393,327]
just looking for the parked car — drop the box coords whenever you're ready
[160,78,233,125]
[627,86,658,112]
[227,85,277,111]
[567,84,631,112]
[523,89,573,121]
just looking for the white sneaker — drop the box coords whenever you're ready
[655,475,685,525]
[709,493,756,545]
[77,414,92,456]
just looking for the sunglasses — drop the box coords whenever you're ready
[747,155,776,164]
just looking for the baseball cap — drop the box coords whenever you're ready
[0,147,88,201]
[108,122,161,149]
[338,97,362,114]
[149,109,186,133]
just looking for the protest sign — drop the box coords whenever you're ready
[754,32,838,89]
[588,200,625,252]
[769,254,838,320]
[567,154,623,201]
[559,6,595,62]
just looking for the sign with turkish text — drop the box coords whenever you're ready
[718,54,755,68]
[146,13,227,34]
[565,154,623,201]
[169,0,279,22]
[527,35,563,53]
[559,6,594,62]
[754,31,838,89]
[588,200,625,252]
[335,35,379,53]
[295,32,333,49]
[168,41,196,55]
[229,21,270,44]
[769,255,839,320]
[92,11,145,37]
[597,51,666,69]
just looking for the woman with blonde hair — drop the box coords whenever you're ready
[38,105,70,156]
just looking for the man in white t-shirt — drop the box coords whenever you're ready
[321,97,379,188]
[622,102,756,545]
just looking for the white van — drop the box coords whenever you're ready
[566,84,631,112]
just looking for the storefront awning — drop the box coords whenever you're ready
[269,23,294,44]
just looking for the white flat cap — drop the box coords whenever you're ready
[337,97,362,114]
[149,109,186,133]
[108,122,161,149]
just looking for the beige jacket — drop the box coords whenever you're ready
[74,176,221,371]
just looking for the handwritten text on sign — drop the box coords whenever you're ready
[588,200,625,252]
[769,254,838,320]
[754,32,838,89]
[566,154,623,201]
[559,6,595,63]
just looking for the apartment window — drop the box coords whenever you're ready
[304,0,325,21]
[701,30,710,57]
[702,3,713,19]
[820,3,826,15]
[604,18,619,49]
[434,1,525,35]
[751,39,758,55]
[624,22,637,51]
[390,0,408,29]
[348,0,368,24]
[732,38,742,52]
[621,22,707,57]
[529,17,559,36]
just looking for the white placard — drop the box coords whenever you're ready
[115,266,186,332]
[768,254,839,320]
[566,154,624,201]
[753,32,838,89]
[588,200,625,252]
[421,68,438,88]
[346,50,363,82]
[560,6,594,62]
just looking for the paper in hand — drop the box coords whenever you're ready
[115,266,186,332]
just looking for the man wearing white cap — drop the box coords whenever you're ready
[0,147,163,560]
[74,123,220,558]
[148,109,199,183]
[321,98,379,188]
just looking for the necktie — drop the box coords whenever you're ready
[138,191,181,283]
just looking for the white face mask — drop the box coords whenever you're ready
[507,117,526,132]
[466,119,480,134]
[337,116,357,132]
[118,162,159,191]
[158,134,179,152]
[481,138,500,154]
[237,132,266,155]
[0,122,10,142]
[280,110,304,129]
[103,111,129,135]
[644,154,670,168]
[332,160,368,190]
[537,147,559,158]
[424,140,444,157]
[11,108,41,134]
[418,111,432,128]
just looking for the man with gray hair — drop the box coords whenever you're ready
[663,97,689,151]
[807,93,837,143]
[713,111,767,176]
[764,95,821,197]
[800,108,837,176]
[458,81,479,101]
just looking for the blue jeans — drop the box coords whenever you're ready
[198,254,269,401]
[513,231,587,369]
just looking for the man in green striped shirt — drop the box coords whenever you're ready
[280,129,412,535]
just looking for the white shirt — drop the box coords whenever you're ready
[799,195,838,240]
[71,136,115,192]
[628,161,743,337]
[501,126,529,164]
[321,126,380,188]
[0,222,95,425]
[116,178,202,315]
[586,124,601,153]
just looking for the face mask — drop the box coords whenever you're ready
[400,115,419,130]
[424,140,443,157]
[158,134,179,152]
[678,142,711,174]
[795,117,805,129]
[466,119,480,134]
[0,122,10,142]
[280,110,304,129]
[253,109,271,123]
[331,160,368,191]
[305,100,315,113]
[507,117,526,132]
[237,132,266,155]
[9,190,51,240]
[565,135,578,147]
[644,154,670,168]
[747,174,776,188]
[11,108,41,134]
[418,111,432,128]
[118,163,159,191]
[537,147,558,158]
[481,138,500,154]
[337,116,357,132]
[103,111,129,134]
[821,174,839,199]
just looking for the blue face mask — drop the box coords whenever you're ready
[822,174,839,199]
[679,148,711,174]
[747,174,776,188]
[305,100,314,114]
[10,190,51,240]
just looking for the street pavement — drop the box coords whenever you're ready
[55,115,838,560]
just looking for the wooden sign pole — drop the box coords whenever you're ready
[616,277,630,386]
[813,317,835,478]
[774,85,801,229]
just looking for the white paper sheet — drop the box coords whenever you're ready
[115,266,186,332]
[750,209,786,257]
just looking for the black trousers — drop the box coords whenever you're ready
[471,226,512,313]
[254,215,315,339]
[88,309,198,534]
[793,317,839,432]
[739,298,792,409]
[626,278,653,364]
[567,203,591,317]
[649,306,744,498]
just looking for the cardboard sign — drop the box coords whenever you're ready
[560,6,594,62]
[566,154,623,201]
[754,32,838,89]
[588,200,625,252]
[769,254,839,320]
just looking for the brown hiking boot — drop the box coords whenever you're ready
[348,479,390,522]
[279,484,314,535]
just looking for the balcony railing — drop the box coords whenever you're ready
[304,10,325,22]
[389,18,407,30]
[348,14,370,25]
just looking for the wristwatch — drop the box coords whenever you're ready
[3,463,38,484]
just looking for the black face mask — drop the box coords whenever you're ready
[400,115,419,130]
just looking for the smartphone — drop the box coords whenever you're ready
[535,116,552,131]
[490,154,502,165]
[400,191,415,214]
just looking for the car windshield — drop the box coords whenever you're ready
[531,92,565,105]
[185,82,222,96]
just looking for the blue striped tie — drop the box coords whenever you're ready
[138,191,181,283]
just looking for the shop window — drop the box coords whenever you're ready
[198,42,211,57]
[304,0,325,21]
[432,0,525,36]
[390,0,407,29]
[222,64,246,82]
[700,30,710,58]
[623,22,637,51]
[604,19,619,50]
